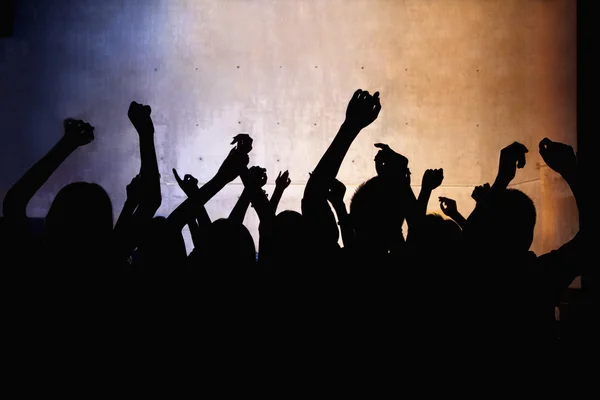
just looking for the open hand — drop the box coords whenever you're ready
[231,134,253,154]
[439,196,458,217]
[173,168,199,197]
[275,170,291,190]
[422,168,444,191]
[64,118,94,148]
[497,142,528,185]
[128,101,154,135]
[374,143,409,183]
[345,89,382,129]
[539,138,577,178]
[471,182,490,203]
[327,178,346,205]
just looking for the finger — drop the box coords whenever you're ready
[184,174,193,181]
[374,143,389,149]
[352,89,362,100]
[172,168,182,184]
[373,101,382,116]
[373,91,380,99]
[277,171,281,179]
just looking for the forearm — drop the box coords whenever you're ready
[138,134,161,208]
[240,169,274,225]
[417,188,432,216]
[168,175,228,231]
[304,122,359,201]
[3,138,75,219]
[270,187,284,214]
[229,189,252,224]
[448,211,466,228]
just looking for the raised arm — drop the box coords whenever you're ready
[439,196,466,228]
[302,89,381,249]
[3,119,94,223]
[537,138,585,289]
[270,170,291,214]
[417,168,444,215]
[173,168,211,248]
[304,90,381,203]
[127,102,162,216]
[168,146,249,231]
[465,142,529,229]
[229,166,267,224]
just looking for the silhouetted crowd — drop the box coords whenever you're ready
[0,90,589,370]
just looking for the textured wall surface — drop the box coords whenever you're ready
[0,0,577,258]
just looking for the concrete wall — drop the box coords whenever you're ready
[0,0,577,259]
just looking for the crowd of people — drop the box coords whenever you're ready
[0,89,588,362]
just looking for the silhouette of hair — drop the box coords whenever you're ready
[192,218,256,274]
[350,176,406,250]
[42,182,113,267]
[465,188,536,255]
[269,210,309,270]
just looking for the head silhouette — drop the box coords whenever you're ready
[267,210,309,271]
[43,182,113,268]
[350,176,406,253]
[193,218,256,275]
[465,188,536,256]
[411,213,462,257]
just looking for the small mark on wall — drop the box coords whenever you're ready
[236,66,240,69]
[199,157,203,161]
[154,68,158,71]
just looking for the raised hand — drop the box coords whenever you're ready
[275,170,291,190]
[539,138,577,178]
[231,133,253,154]
[422,168,444,191]
[497,141,528,186]
[471,182,490,203]
[345,89,382,130]
[439,196,457,216]
[327,178,346,205]
[248,166,268,188]
[63,118,94,148]
[173,168,199,197]
[217,148,250,183]
[128,101,154,135]
[374,143,409,183]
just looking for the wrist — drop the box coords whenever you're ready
[340,121,362,136]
